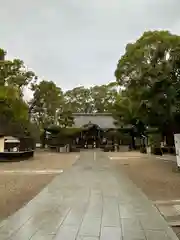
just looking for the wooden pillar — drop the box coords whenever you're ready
[0,137,4,152]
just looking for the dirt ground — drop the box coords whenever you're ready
[1,150,180,235]
[109,152,180,238]
[109,152,180,201]
[0,151,78,221]
[0,151,78,171]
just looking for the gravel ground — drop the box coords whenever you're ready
[109,152,180,238]
[0,151,78,171]
[0,151,78,221]
[109,152,180,201]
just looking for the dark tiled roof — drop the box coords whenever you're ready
[72,113,116,129]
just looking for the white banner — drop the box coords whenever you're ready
[174,134,180,167]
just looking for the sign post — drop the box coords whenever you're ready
[174,134,180,167]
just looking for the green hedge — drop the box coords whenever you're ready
[45,126,82,146]
[148,133,162,148]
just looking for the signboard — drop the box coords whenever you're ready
[174,134,180,167]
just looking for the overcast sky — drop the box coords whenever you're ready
[0,0,180,92]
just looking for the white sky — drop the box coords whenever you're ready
[0,0,180,95]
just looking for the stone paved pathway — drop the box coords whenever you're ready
[0,151,178,239]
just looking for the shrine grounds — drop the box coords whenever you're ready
[0,151,78,221]
[1,150,180,238]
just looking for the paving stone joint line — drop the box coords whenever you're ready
[0,151,178,240]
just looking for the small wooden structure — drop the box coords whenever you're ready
[0,128,34,162]
[1,136,20,152]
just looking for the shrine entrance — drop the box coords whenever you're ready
[77,123,104,149]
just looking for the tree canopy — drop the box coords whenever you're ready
[114,30,180,145]
[64,84,119,113]
[2,29,180,147]
[0,49,36,136]
[30,80,64,129]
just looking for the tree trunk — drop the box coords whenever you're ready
[40,130,46,148]
[164,121,175,147]
[130,130,136,150]
[165,129,174,147]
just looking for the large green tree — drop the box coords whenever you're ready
[57,110,74,128]
[0,49,36,96]
[0,48,35,136]
[0,86,29,122]
[112,90,146,149]
[90,83,118,112]
[115,30,180,145]
[64,86,93,113]
[64,84,118,113]
[30,80,64,129]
